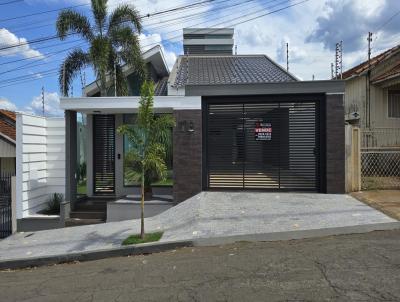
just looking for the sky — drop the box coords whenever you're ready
[0,0,399,116]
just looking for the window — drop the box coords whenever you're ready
[388,90,400,118]
[123,114,173,187]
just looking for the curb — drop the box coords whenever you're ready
[0,240,193,270]
[193,222,400,246]
[1,222,399,270]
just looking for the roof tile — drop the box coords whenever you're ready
[173,55,297,87]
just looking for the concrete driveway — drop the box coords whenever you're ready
[0,192,398,263]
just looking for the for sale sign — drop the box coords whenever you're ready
[254,122,272,141]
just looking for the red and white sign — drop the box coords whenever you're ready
[254,122,272,141]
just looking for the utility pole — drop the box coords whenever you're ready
[312,74,315,81]
[367,32,373,64]
[335,41,343,79]
[286,42,289,72]
[331,63,334,79]
[114,58,117,97]
[235,45,237,55]
[62,62,66,97]
[41,86,45,116]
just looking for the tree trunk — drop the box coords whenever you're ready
[140,169,145,239]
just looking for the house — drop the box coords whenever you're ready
[0,110,16,175]
[342,44,400,147]
[59,27,345,212]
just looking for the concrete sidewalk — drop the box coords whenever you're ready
[0,192,399,265]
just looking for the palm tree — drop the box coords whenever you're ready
[56,0,145,96]
[118,81,175,238]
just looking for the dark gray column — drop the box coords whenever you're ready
[325,94,345,193]
[173,110,202,202]
[65,110,77,207]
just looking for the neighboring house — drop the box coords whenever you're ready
[342,44,400,147]
[84,45,169,97]
[0,110,16,175]
[59,27,345,211]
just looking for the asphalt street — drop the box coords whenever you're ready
[1,230,399,302]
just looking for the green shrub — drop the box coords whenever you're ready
[42,193,63,215]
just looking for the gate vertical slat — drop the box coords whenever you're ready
[0,172,13,238]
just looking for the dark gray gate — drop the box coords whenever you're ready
[206,100,320,191]
[0,173,12,238]
[93,115,115,194]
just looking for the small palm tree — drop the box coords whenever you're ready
[118,81,175,238]
[56,0,145,96]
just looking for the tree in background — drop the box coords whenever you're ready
[56,0,145,96]
[118,81,175,238]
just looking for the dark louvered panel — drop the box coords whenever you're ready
[93,115,115,194]
[206,100,319,191]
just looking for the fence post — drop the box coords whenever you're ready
[11,176,17,233]
[351,127,361,191]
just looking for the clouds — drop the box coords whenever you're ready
[0,28,44,59]
[306,0,400,53]
[26,92,63,117]
[0,97,17,111]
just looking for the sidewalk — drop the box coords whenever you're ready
[0,192,399,267]
[351,190,400,220]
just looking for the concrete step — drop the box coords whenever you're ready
[74,202,107,212]
[70,211,106,220]
[64,218,104,227]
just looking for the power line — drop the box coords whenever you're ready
[0,0,23,6]
[0,3,89,22]
[0,0,308,88]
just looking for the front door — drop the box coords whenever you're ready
[93,115,115,195]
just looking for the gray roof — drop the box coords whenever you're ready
[154,76,168,96]
[173,55,297,87]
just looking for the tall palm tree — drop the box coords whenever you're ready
[118,81,175,239]
[56,0,145,96]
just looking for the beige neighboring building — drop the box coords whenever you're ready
[0,110,16,175]
[342,45,400,147]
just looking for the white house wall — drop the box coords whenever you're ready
[16,113,65,219]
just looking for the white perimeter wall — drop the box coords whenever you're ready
[16,113,65,219]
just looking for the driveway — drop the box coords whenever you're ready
[0,192,398,263]
[1,230,399,302]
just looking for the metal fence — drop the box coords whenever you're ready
[361,147,400,190]
[362,128,400,148]
[0,173,13,238]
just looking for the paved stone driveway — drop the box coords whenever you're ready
[0,192,398,262]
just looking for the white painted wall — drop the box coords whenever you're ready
[16,113,65,219]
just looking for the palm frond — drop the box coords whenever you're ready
[56,10,93,42]
[110,26,146,79]
[59,49,90,96]
[89,36,111,95]
[108,4,142,34]
[91,0,107,35]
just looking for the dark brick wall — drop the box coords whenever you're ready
[325,94,345,193]
[173,110,202,202]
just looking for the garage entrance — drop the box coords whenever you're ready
[205,97,321,191]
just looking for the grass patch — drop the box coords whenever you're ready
[122,232,163,245]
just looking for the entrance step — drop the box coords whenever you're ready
[65,218,104,227]
[69,211,106,220]
[74,202,107,212]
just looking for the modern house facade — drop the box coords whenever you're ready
[60,28,346,211]
[0,110,16,175]
[342,44,400,147]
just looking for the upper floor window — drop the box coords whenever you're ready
[388,90,400,118]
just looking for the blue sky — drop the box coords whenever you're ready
[0,0,399,116]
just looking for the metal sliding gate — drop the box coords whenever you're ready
[93,115,115,194]
[206,100,320,191]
